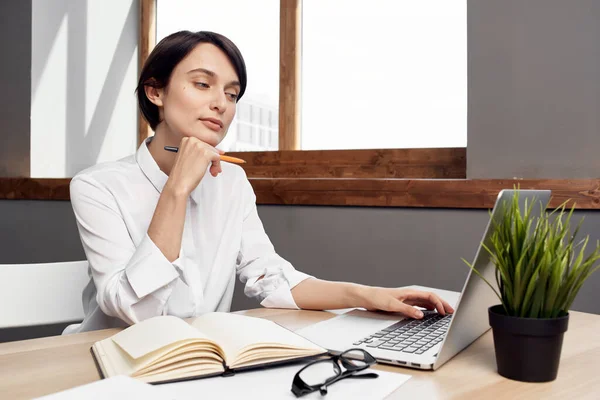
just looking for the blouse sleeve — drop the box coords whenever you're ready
[235,172,312,309]
[70,174,181,325]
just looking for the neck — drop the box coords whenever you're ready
[146,124,179,176]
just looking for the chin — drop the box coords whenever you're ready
[189,131,224,147]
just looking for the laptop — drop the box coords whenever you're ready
[296,189,551,370]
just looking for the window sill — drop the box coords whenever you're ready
[2,177,599,209]
[227,148,466,179]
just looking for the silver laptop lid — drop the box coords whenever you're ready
[433,189,551,370]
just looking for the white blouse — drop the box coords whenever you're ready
[65,138,311,333]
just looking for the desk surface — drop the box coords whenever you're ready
[1,308,599,399]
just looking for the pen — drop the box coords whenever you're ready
[164,145,246,164]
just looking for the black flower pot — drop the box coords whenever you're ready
[488,305,569,382]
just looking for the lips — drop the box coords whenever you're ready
[200,118,223,131]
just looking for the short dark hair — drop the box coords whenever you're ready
[136,31,247,130]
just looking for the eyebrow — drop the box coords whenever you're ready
[187,67,241,88]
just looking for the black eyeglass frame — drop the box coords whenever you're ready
[291,348,378,397]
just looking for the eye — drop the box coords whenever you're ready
[226,92,239,101]
[195,82,209,88]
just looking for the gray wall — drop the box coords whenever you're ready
[253,205,600,316]
[1,200,599,342]
[467,0,600,178]
[0,0,31,177]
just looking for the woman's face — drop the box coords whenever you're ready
[153,43,241,147]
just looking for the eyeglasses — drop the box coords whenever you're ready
[291,348,379,397]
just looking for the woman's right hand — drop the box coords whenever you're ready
[164,136,223,197]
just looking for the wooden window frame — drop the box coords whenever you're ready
[2,0,599,210]
[138,0,156,146]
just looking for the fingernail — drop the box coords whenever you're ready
[416,310,424,318]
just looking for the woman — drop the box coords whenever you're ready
[66,31,453,333]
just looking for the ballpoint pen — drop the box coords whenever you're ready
[164,145,246,164]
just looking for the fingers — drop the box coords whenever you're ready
[202,144,222,176]
[408,302,436,311]
[167,137,225,194]
[180,136,223,177]
[209,159,222,177]
[180,136,221,155]
[441,298,455,314]
[390,299,425,319]
[425,292,447,316]
[404,291,453,316]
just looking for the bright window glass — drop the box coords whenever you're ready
[301,0,467,150]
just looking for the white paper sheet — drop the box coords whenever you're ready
[158,364,410,400]
[35,375,170,400]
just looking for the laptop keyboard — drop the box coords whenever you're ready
[353,313,452,355]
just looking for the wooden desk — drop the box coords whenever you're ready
[1,308,599,399]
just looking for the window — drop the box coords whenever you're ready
[301,0,467,150]
[157,0,280,151]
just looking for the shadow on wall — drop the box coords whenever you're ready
[31,0,138,177]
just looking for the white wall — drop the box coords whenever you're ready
[30,0,138,178]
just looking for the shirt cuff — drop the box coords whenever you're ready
[259,272,312,309]
[285,269,313,289]
[125,234,180,298]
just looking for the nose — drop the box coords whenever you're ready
[209,89,227,114]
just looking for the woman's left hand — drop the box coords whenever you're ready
[360,287,455,319]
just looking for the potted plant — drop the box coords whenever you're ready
[463,190,600,382]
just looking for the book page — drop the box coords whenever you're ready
[135,357,221,378]
[134,350,223,376]
[190,313,325,367]
[95,315,225,380]
[137,363,224,384]
[234,347,318,366]
[94,337,225,381]
[93,337,138,377]
[111,315,212,359]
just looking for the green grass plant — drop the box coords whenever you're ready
[463,191,600,318]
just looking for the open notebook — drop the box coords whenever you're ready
[91,312,327,384]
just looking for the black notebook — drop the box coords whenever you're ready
[90,312,327,384]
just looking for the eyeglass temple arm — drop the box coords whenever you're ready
[347,372,379,379]
[317,372,379,395]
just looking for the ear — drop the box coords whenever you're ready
[144,81,164,107]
